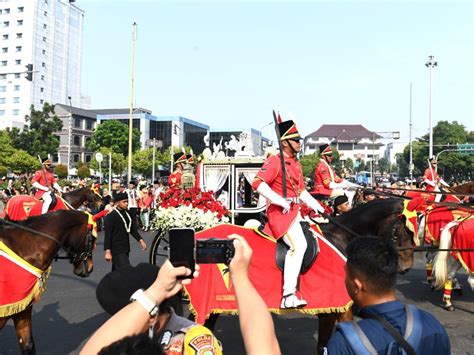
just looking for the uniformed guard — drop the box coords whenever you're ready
[168,152,187,189]
[312,144,356,205]
[252,117,325,308]
[31,157,63,214]
[423,157,449,202]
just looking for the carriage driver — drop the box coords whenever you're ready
[31,158,63,214]
[252,117,325,308]
[312,144,356,205]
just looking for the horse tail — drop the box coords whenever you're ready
[432,221,457,289]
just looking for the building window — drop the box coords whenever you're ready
[13,97,19,103]
[14,85,20,91]
[0,110,5,116]
[2,34,8,40]
[42,62,45,67]
[86,120,93,130]
[42,36,46,42]
[0,74,5,80]
[43,23,47,29]
[44,11,47,16]
[73,136,81,146]
[0,98,5,104]
[18,7,24,13]
[42,49,46,55]
[0,86,5,92]
[3,21,9,28]
[15,59,21,65]
[15,46,21,52]
[41,75,45,80]
[14,73,20,78]
[4,9,10,14]
[16,33,22,39]
[85,155,91,163]
[73,154,79,163]
[1,61,7,66]
[12,109,19,115]
[17,20,23,26]
[74,118,82,128]
[40,99,44,104]
[2,47,7,53]
[40,87,44,92]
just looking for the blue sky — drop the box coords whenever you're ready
[80,0,473,143]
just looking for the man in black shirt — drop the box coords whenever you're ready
[104,192,147,270]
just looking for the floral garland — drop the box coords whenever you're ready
[150,187,231,236]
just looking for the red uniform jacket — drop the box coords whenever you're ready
[168,171,182,189]
[423,167,440,192]
[252,154,304,239]
[31,169,56,199]
[312,160,342,196]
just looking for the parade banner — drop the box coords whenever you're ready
[185,224,351,324]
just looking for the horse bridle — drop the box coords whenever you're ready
[0,218,93,265]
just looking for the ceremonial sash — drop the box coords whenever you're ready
[0,241,50,317]
[321,159,336,182]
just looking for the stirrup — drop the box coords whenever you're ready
[281,293,307,309]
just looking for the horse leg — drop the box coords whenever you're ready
[316,313,338,355]
[12,305,36,354]
[443,279,454,312]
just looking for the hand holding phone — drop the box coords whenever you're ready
[169,228,196,279]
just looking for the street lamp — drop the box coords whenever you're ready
[371,131,400,187]
[425,55,438,159]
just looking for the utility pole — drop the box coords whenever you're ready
[425,55,437,159]
[152,138,156,183]
[127,22,137,183]
[409,83,413,180]
[67,96,72,180]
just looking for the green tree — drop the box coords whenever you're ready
[87,120,141,156]
[344,157,354,173]
[77,165,91,179]
[377,157,390,174]
[54,164,68,179]
[6,150,40,174]
[300,153,319,178]
[8,103,63,158]
[132,148,153,176]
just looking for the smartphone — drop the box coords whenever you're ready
[169,228,196,278]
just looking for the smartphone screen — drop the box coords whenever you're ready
[169,228,195,278]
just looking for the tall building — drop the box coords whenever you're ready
[0,0,84,130]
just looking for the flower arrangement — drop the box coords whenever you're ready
[150,187,231,236]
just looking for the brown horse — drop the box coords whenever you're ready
[448,181,474,195]
[0,210,94,354]
[3,187,102,221]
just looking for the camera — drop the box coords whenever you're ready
[196,238,235,265]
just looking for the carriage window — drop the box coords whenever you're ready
[235,169,265,210]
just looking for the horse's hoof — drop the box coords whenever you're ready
[444,305,455,312]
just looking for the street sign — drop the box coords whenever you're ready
[457,143,474,155]
[95,152,103,163]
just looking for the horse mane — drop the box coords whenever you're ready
[7,210,86,229]
[336,198,403,225]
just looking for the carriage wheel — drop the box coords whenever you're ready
[149,232,169,266]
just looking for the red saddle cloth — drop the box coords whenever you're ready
[424,206,470,245]
[2,194,67,221]
[452,216,474,274]
[185,224,351,324]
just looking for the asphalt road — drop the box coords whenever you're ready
[1,230,473,355]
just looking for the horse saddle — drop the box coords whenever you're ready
[275,221,320,274]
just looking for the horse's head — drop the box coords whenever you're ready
[386,214,415,274]
[85,187,103,210]
[63,212,95,278]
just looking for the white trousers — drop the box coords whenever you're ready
[41,192,52,214]
[282,213,307,296]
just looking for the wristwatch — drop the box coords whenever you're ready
[130,289,159,316]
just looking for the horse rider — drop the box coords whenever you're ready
[31,158,63,214]
[312,144,356,205]
[252,116,325,309]
[423,157,449,202]
[168,152,187,189]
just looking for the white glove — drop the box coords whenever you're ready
[53,182,63,193]
[439,179,449,188]
[423,179,436,187]
[256,182,290,214]
[346,181,360,189]
[32,181,49,192]
[329,181,345,189]
[300,190,325,214]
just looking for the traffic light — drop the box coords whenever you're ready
[25,64,33,81]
